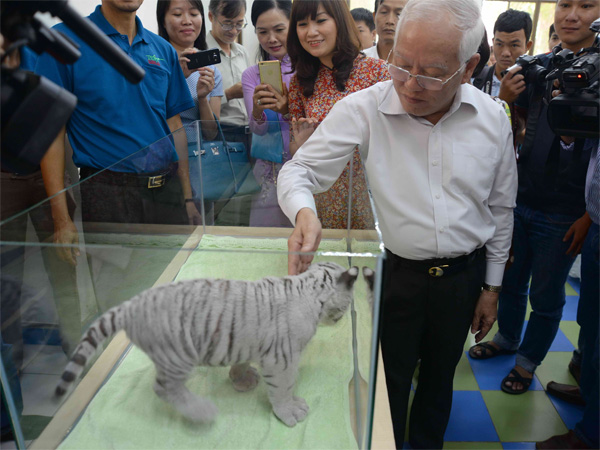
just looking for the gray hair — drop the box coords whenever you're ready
[395,0,485,63]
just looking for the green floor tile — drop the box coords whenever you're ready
[464,322,499,352]
[560,321,581,348]
[482,391,567,442]
[454,353,479,390]
[535,352,577,388]
[444,442,503,449]
[565,283,578,296]
[406,389,414,434]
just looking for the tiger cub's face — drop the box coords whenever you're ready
[317,264,359,323]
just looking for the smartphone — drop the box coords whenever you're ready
[258,60,283,95]
[186,48,221,70]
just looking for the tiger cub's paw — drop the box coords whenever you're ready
[180,398,218,423]
[273,396,309,427]
[229,365,260,392]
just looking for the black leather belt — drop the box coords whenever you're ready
[386,247,485,278]
[80,164,176,189]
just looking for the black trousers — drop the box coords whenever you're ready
[79,165,188,225]
[380,248,486,449]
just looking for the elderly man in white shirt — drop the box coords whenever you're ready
[277,0,517,448]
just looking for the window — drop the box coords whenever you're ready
[349,0,559,58]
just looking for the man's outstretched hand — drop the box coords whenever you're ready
[288,208,322,275]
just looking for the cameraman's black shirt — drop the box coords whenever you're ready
[515,51,596,217]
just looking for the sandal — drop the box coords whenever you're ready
[468,342,516,360]
[501,368,533,395]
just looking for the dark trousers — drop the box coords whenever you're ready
[0,170,81,365]
[380,248,486,449]
[575,222,599,447]
[79,166,188,225]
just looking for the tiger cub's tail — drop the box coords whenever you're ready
[55,304,128,397]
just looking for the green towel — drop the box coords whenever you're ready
[59,235,379,450]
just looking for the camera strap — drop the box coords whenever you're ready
[519,89,544,162]
[472,65,495,95]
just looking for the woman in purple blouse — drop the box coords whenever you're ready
[242,0,293,227]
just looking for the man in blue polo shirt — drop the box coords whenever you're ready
[36,0,199,255]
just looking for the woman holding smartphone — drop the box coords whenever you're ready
[287,0,389,230]
[242,0,293,227]
[157,0,223,139]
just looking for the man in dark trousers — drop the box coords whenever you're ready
[469,0,598,396]
[278,0,517,447]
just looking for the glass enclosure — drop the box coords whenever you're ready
[0,120,386,449]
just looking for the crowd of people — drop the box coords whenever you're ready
[0,0,598,448]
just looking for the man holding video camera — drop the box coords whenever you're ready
[469,0,599,395]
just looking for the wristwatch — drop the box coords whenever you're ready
[482,283,502,293]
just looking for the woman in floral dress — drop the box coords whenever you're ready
[286,0,389,229]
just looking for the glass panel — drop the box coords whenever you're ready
[0,120,384,449]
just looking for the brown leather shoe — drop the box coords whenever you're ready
[546,381,585,406]
[569,360,582,385]
[536,430,590,449]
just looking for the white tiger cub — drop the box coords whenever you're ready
[55,262,359,427]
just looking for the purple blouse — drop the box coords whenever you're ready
[241,55,293,152]
[241,55,294,228]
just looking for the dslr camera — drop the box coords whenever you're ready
[504,54,549,84]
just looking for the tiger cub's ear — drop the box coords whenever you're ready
[362,267,375,292]
[338,266,359,288]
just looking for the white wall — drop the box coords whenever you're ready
[54,0,259,63]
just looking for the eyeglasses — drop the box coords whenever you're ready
[387,62,467,90]
[216,18,247,31]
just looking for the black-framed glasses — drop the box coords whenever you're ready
[216,18,247,31]
[387,62,467,90]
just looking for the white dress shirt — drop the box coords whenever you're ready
[363,46,380,59]
[206,32,251,126]
[277,81,517,285]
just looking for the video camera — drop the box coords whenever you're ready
[545,28,599,139]
[1,0,146,174]
[505,18,599,139]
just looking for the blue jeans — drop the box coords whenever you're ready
[574,222,599,448]
[493,203,578,372]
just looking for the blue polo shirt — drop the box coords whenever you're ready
[20,46,38,71]
[35,5,194,171]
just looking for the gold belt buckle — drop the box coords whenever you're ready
[428,265,449,277]
[148,174,165,189]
